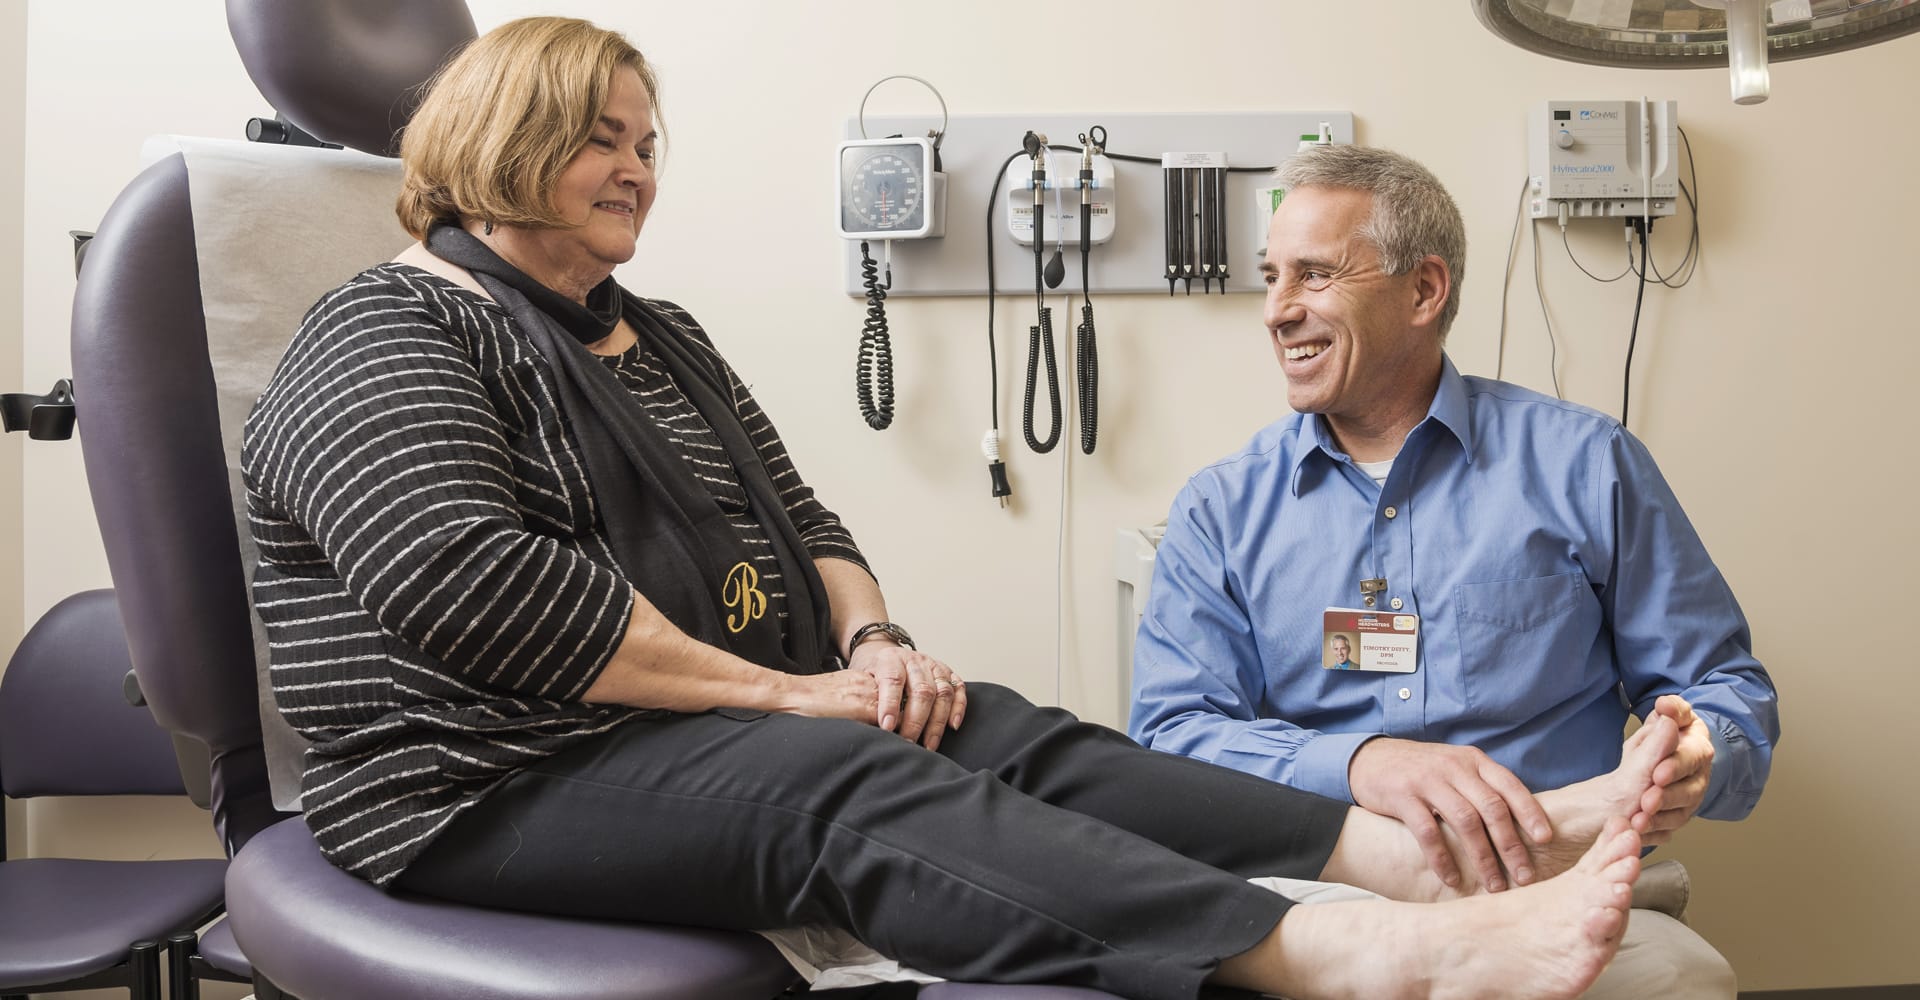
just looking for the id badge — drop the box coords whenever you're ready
[1322,608,1419,673]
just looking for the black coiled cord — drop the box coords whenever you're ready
[1023,225,1062,452]
[856,241,894,430]
[1076,296,1098,454]
[1024,309,1062,452]
[1075,199,1099,455]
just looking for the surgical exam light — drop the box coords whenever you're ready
[1471,0,1920,105]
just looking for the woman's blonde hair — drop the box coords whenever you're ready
[395,16,660,239]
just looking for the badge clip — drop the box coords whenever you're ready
[1359,577,1387,608]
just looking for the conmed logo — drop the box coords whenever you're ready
[1579,109,1622,120]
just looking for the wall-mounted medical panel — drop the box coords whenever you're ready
[840,111,1353,297]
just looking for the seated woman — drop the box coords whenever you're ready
[241,16,1668,1000]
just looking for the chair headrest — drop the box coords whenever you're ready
[225,0,477,156]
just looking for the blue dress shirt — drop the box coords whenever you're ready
[1130,358,1778,820]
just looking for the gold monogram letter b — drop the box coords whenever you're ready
[723,561,767,634]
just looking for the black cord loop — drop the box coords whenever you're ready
[856,241,895,430]
[1076,298,1098,454]
[1023,307,1062,453]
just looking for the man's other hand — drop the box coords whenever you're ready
[1639,694,1714,844]
[1348,737,1553,892]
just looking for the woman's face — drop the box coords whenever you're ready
[511,66,658,290]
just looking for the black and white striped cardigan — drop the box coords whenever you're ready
[242,263,867,885]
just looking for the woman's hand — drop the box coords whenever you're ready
[776,669,883,725]
[849,642,968,751]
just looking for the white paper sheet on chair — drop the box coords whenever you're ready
[138,135,413,811]
[757,875,1378,990]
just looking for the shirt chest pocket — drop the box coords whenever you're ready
[1452,572,1603,725]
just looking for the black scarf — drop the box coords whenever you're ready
[426,224,832,675]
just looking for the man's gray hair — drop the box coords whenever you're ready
[1274,145,1467,337]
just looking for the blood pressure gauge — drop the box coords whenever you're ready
[836,79,951,434]
[836,136,946,241]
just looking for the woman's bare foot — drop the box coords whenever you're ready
[1217,819,1644,1000]
[1318,716,1675,903]
[1525,714,1678,881]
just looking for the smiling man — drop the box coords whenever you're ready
[1327,634,1355,671]
[1129,145,1778,998]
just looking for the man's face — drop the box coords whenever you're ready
[1260,186,1442,423]
[1331,637,1350,661]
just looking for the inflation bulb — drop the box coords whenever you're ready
[1044,248,1066,289]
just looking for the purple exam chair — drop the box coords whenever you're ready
[0,590,227,1000]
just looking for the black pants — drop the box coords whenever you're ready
[397,683,1348,1000]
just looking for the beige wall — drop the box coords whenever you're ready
[14,0,1918,991]
[2,0,24,867]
